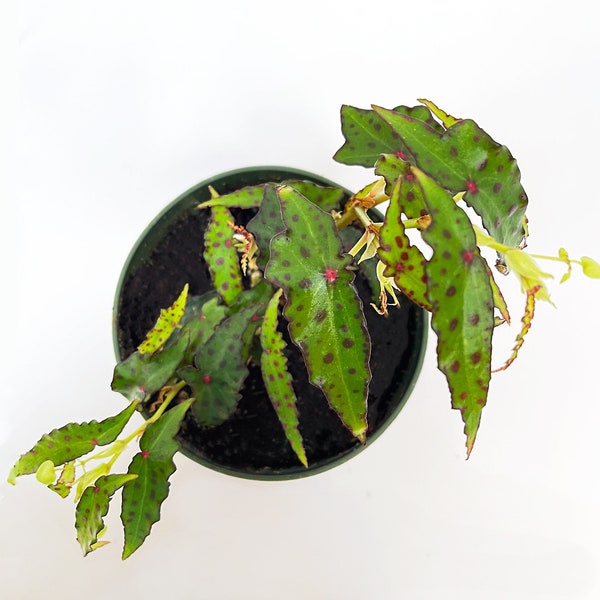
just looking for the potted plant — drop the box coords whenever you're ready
[8,99,599,559]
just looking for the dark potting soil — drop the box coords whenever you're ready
[115,179,425,478]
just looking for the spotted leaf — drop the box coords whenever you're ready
[372,105,528,249]
[75,473,137,556]
[205,206,244,305]
[415,167,494,457]
[8,401,138,483]
[260,289,307,467]
[264,185,371,442]
[333,104,444,168]
[246,184,286,271]
[121,399,193,559]
[179,302,267,426]
[137,284,188,354]
[377,166,432,311]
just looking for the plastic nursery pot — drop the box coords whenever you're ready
[113,166,427,480]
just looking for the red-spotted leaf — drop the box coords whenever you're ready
[75,473,137,556]
[121,399,193,559]
[179,301,267,426]
[415,167,494,457]
[137,285,188,354]
[377,169,432,311]
[260,289,307,467]
[372,105,528,249]
[8,401,138,483]
[333,104,444,168]
[374,153,427,219]
[204,206,244,305]
[264,185,371,441]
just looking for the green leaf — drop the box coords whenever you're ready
[264,185,371,441]
[260,289,307,467]
[35,460,55,485]
[8,401,138,482]
[247,185,286,271]
[179,302,267,426]
[377,166,432,311]
[284,180,345,213]
[121,399,192,559]
[75,473,137,556]
[175,295,228,365]
[581,255,600,278]
[111,332,190,402]
[204,206,244,305]
[415,167,494,457]
[198,184,265,209]
[375,154,425,218]
[417,98,459,128]
[333,104,444,168]
[372,105,528,248]
[138,284,189,354]
[198,180,345,214]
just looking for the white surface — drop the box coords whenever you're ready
[2,1,599,598]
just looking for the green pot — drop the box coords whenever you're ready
[113,166,427,480]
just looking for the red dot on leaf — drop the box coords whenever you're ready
[225,239,232,247]
[142,451,150,459]
[466,180,478,194]
[91,439,98,446]
[395,150,407,160]
[324,268,337,283]
[203,375,212,384]
[462,250,475,265]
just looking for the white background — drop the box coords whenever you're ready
[2,1,599,599]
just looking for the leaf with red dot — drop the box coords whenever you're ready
[204,206,244,306]
[121,398,193,559]
[264,185,371,442]
[179,294,270,427]
[8,401,139,483]
[333,104,444,169]
[260,289,307,467]
[372,104,528,249]
[377,159,432,311]
[414,167,495,457]
[75,473,137,556]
